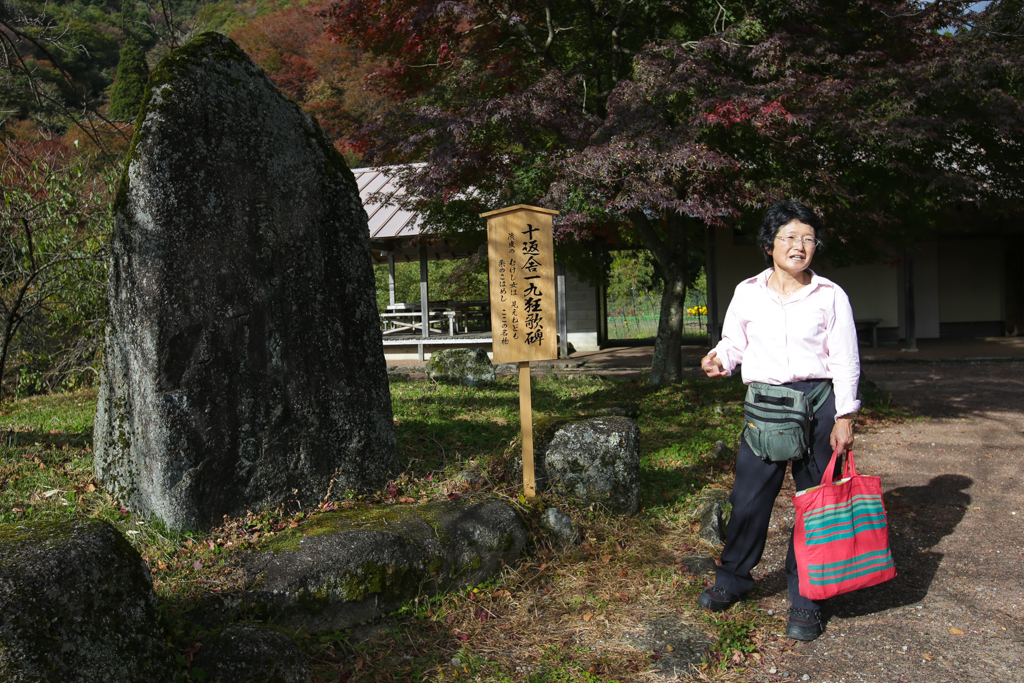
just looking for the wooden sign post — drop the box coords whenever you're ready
[481,205,559,497]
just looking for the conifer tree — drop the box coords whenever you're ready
[108,37,148,120]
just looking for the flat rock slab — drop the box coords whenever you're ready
[94,32,396,530]
[191,623,311,683]
[0,520,175,683]
[235,498,527,633]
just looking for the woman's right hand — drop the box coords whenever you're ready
[701,350,729,378]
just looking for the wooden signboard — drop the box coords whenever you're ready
[483,205,559,364]
[481,205,559,497]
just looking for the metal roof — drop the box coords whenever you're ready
[353,165,485,264]
[352,166,422,240]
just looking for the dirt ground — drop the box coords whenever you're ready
[742,362,1024,683]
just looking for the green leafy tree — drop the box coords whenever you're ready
[108,37,149,120]
[322,0,1024,383]
[0,141,113,398]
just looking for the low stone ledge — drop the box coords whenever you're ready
[235,498,527,633]
[0,519,175,683]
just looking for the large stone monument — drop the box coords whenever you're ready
[95,33,397,530]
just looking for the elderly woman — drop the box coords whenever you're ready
[698,200,860,641]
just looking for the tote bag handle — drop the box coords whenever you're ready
[821,446,858,486]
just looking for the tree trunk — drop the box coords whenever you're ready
[628,211,690,385]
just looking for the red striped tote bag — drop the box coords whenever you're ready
[792,448,897,600]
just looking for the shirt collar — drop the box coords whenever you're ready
[757,268,831,302]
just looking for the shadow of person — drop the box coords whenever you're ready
[824,473,973,618]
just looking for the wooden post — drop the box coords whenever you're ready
[518,361,535,496]
[481,204,559,498]
[387,253,396,307]
[419,242,429,340]
[556,263,568,359]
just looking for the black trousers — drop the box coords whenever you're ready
[714,379,838,611]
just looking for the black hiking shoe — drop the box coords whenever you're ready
[786,608,824,641]
[697,585,742,612]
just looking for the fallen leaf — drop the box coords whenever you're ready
[618,569,628,578]
[615,592,629,601]
[42,489,60,498]
[923,654,933,661]
[207,540,216,550]
[949,627,965,635]
[192,560,202,570]
[85,483,96,493]
[288,520,299,528]
[582,612,594,622]
[184,642,202,663]
[601,554,612,564]
[666,644,675,652]
[157,561,168,571]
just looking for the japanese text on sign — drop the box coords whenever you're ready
[484,205,558,364]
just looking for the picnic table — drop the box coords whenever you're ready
[380,306,457,336]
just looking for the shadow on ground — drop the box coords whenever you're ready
[825,473,972,618]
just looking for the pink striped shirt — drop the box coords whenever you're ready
[713,269,861,417]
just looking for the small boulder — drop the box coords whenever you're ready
[426,348,495,386]
[539,417,641,514]
[676,555,718,575]
[539,508,578,544]
[235,498,527,633]
[0,519,175,683]
[711,441,734,461]
[191,624,311,683]
[694,491,730,546]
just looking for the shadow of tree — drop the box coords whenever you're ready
[3,429,93,450]
[866,365,1024,421]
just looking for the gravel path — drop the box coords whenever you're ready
[746,362,1024,683]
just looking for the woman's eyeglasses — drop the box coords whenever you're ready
[775,235,817,248]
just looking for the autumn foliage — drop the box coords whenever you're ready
[229,4,389,151]
[312,0,1024,383]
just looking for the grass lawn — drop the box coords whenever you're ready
[0,372,905,682]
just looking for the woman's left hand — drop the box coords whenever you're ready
[830,416,855,454]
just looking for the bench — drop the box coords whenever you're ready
[855,318,883,348]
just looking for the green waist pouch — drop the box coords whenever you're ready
[742,380,832,463]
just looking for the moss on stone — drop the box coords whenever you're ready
[262,503,450,554]
[0,520,174,681]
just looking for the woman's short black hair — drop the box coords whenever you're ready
[757,200,824,264]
